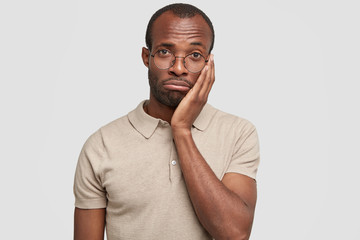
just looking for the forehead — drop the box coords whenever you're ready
[151,11,212,51]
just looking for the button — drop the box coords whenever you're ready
[171,160,177,166]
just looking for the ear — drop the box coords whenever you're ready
[142,47,150,68]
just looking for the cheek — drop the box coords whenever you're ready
[189,72,201,84]
[149,65,168,80]
[148,68,164,87]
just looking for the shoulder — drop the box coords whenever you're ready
[81,112,131,153]
[207,104,257,134]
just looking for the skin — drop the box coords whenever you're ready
[74,11,257,240]
[74,208,105,240]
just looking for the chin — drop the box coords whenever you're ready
[157,91,184,108]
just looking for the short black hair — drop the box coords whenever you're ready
[145,3,215,53]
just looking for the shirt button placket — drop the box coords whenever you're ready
[169,140,180,183]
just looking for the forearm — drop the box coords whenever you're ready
[173,129,254,240]
[74,208,105,240]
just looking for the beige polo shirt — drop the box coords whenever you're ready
[74,100,260,240]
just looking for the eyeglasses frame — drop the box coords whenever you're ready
[150,50,209,73]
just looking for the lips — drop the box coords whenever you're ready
[163,79,191,92]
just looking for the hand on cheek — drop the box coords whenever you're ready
[171,54,215,132]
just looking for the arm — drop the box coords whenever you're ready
[74,208,106,240]
[73,131,108,240]
[171,55,257,239]
[173,131,257,240]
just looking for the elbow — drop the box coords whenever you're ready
[236,232,251,240]
[209,204,255,239]
[220,220,253,240]
[228,229,251,240]
[213,226,251,240]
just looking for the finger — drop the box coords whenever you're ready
[204,54,215,93]
[199,54,214,97]
[206,54,215,95]
[199,64,211,97]
[191,64,209,94]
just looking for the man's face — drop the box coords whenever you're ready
[144,11,212,108]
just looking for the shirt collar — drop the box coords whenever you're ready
[127,100,217,139]
[127,100,160,139]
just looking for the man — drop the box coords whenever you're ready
[74,3,260,240]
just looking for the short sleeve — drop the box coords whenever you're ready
[226,121,260,180]
[73,131,107,209]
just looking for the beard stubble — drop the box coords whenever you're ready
[148,70,188,108]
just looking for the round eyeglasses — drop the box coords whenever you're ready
[151,50,208,73]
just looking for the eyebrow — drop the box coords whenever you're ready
[158,43,174,48]
[156,42,205,49]
[190,42,204,47]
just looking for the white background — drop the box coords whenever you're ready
[1,0,359,239]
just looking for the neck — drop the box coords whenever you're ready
[144,95,176,124]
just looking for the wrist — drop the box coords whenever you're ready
[172,127,192,138]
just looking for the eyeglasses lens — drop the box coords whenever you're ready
[154,52,205,73]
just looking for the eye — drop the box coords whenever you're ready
[188,52,203,61]
[191,52,202,59]
[158,49,171,56]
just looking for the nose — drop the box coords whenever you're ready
[169,57,188,76]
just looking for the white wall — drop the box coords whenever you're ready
[1,0,359,239]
